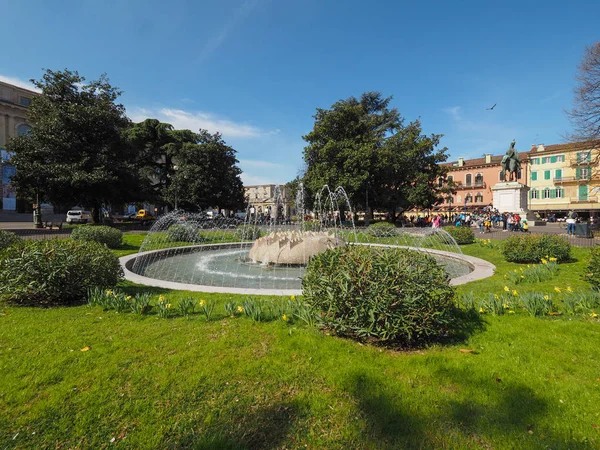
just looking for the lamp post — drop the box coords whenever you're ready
[33,187,43,228]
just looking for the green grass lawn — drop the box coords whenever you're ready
[1,235,599,449]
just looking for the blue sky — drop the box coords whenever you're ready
[2,0,599,185]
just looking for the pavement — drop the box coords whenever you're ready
[0,211,66,230]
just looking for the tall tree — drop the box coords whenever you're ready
[567,42,600,141]
[302,92,449,218]
[166,130,245,211]
[7,69,135,222]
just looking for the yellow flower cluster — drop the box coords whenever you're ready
[282,314,289,322]
[237,306,244,313]
[199,300,206,307]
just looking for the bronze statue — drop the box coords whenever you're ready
[500,140,521,182]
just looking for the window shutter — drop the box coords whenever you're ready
[551,156,557,163]
[550,189,556,199]
[576,167,581,180]
[555,169,562,179]
[544,170,550,180]
[587,151,592,162]
[531,172,537,181]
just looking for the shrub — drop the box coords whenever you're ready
[0,239,123,306]
[367,221,397,237]
[502,234,571,263]
[444,226,475,244]
[585,247,600,291]
[166,223,203,243]
[0,230,21,250]
[302,245,458,348]
[71,225,123,249]
[235,225,262,241]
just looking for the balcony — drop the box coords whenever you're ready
[451,181,486,190]
[554,175,593,184]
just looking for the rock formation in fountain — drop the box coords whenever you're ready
[248,231,345,265]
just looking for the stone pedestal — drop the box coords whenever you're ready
[491,182,538,224]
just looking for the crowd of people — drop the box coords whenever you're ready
[398,208,530,233]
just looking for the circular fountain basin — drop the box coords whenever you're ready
[121,242,495,296]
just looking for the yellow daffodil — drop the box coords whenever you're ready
[282,314,289,322]
[199,300,206,307]
[166,303,171,309]
[159,295,165,302]
[590,312,598,318]
[106,289,113,295]
[549,257,557,262]
[541,259,548,265]
[520,268,524,272]
[554,287,561,293]
[494,294,499,299]
[520,275,525,279]
[514,269,517,273]
[544,295,549,301]
[508,310,515,314]
[237,306,244,313]
[290,295,296,301]
[479,307,485,313]
[504,286,510,292]
[512,290,518,296]
[125,296,132,301]
[567,286,573,292]
[503,303,509,309]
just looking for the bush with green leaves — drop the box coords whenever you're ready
[367,221,397,237]
[302,245,458,348]
[166,223,203,243]
[234,225,262,241]
[444,226,475,244]
[71,225,123,249]
[0,239,123,306]
[0,230,21,250]
[584,247,600,291]
[502,234,571,263]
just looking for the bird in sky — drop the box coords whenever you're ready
[486,103,497,110]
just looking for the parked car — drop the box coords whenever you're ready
[135,209,155,221]
[66,210,92,224]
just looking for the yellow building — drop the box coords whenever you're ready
[526,141,600,218]
[0,80,37,211]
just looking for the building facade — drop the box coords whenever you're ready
[526,142,600,217]
[440,153,528,211]
[0,81,37,211]
[244,184,293,219]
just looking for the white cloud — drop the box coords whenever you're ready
[197,0,266,64]
[0,74,41,93]
[241,173,284,186]
[128,106,278,139]
[442,106,462,120]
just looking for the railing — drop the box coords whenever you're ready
[452,182,486,190]
[554,175,592,183]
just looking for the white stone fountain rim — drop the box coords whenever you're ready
[120,242,495,296]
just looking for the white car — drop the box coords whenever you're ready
[66,210,92,224]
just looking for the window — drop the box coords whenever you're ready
[447,175,453,183]
[577,151,592,164]
[438,177,443,187]
[465,174,472,186]
[579,184,588,201]
[542,157,549,164]
[577,167,590,180]
[543,188,551,199]
[17,124,31,136]
[531,171,537,181]
[530,189,538,199]
[475,192,483,203]
[555,188,564,198]
[19,97,31,106]
[544,170,551,180]
[554,169,562,180]
[446,196,454,204]
[531,158,540,165]
[465,194,473,203]
[475,173,483,185]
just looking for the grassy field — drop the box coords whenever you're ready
[1,234,599,449]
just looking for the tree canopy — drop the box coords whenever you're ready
[8,69,136,222]
[567,42,600,141]
[302,92,449,216]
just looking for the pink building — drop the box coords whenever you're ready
[439,153,528,211]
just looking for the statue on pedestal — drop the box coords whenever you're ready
[500,140,521,182]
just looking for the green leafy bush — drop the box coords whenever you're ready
[71,225,123,249]
[0,239,123,306]
[367,221,397,237]
[166,223,203,243]
[0,230,21,250]
[444,226,475,244]
[235,225,263,241]
[585,247,600,291]
[502,234,571,263]
[302,245,458,348]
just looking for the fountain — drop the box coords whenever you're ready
[121,184,495,295]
